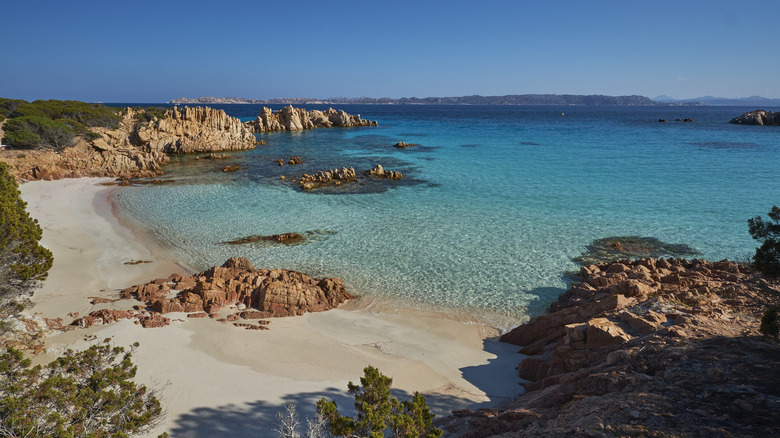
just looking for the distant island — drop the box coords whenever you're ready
[654,95,780,106]
[170,94,679,106]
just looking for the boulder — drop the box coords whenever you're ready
[730,109,780,126]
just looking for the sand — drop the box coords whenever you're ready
[19,178,523,437]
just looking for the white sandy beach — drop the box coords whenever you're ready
[19,178,523,437]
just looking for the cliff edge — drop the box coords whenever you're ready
[443,258,780,437]
[0,106,256,181]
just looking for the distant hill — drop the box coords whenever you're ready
[654,95,780,106]
[169,94,666,106]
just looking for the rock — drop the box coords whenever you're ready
[222,164,240,172]
[122,258,353,321]
[365,164,403,179]
[0,105,255,181]
[138,313,170,328]
[393,142,416,148]
[573,236,698,265]
[245,106,377,132]
[729,109,780,126]
[288,156,302,165]
[584,318,632,347]
[222,233,305,245]
[298,167,357,190]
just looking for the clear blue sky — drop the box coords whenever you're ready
[2,0,778,102]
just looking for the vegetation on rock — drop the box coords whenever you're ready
[316,366,442,438]
[0,339,162,437]
[748,206,780,277]
[0,98,122,150]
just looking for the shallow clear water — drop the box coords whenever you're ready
[112,104,780,330]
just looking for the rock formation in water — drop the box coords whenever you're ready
[245,105,377,132]
[443,258,780,437]
[365,164,402,179]
[121,257,352,319]
[393,142,416,148]
[1,106,256,180]
[730,109,780,126]
[298,167,357,190]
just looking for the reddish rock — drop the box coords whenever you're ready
[138,313,170,328]
[121,257,353,327]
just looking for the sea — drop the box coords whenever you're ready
[108,104,780,331]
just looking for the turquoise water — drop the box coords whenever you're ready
[111,105,780,330]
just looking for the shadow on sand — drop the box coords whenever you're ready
[168,337,526,438]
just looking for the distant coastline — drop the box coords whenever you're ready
[169,94,694,106]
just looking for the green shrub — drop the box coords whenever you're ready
[316,366,442,438]
[84,130,102,140]
[0,161,53,302]
[760,306,779,339]
[748,206,780,277]
[0,340,162,437]
[0,98,27,118]
[11,100,121,128]
[3,115,75,150]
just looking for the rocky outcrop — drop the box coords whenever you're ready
[393,142,416,148]
[365,164,402,179]
[0,106,256,181]
[444,258,780,437]
[730,109,780,126]
[120,257,353,319]
[133,106,257,153]
[245,106,377,132]
[298,167,357,190]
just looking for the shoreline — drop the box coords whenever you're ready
[19,177,524,437]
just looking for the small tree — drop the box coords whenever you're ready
[748,206,780,277]
[760,306,779,339]
[316,366,442,438]
[0,162,53,304]
[0,339,162,437]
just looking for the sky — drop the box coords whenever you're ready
[2,0,779,102]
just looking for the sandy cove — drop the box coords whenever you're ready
[19,178,523,437]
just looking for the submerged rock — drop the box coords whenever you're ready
[393,141,416,148]
[223,233,305,245]
[573,236,698,265]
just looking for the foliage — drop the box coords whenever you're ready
[0,98,25,119]
[760,306,779,339]
[316,366,442,438]
[0,162,53,304]
[10,100,121,128]
[130,106,169,125]
[0,339,162,437]
[3,115,75,150]
[276,402,330,438]
[748,206,780,277]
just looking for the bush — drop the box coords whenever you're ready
[760,306,779,339]
[11,100,121,128]
[0,98,26,119]
[748,206,780,277]
[0,161,53,303]
[3,115,75,150]
[316,366,442,438]
[0,339,162,437]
